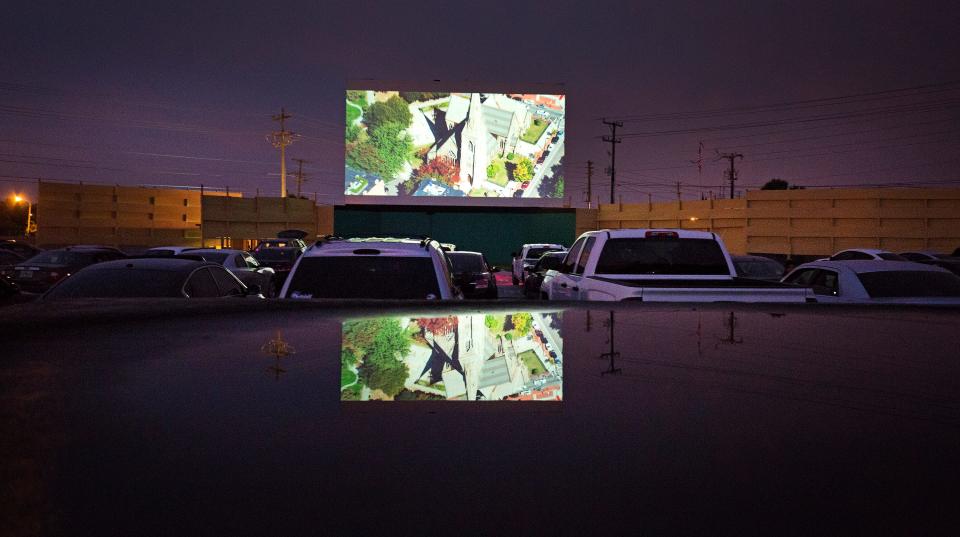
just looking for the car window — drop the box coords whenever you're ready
[184,268,221,297]
[448,253,485,273]
[877,253,907,261]
[857,271,960,297]
[784,268,818,286]
[560,238,586,273]
[44,268,185,298]
[811,270,839,296]
[536,254,564,272]
[210,266,244,295]
[594,238,729,275]
[526,247,561,259]
[25,251,94,265]
[573,237,595,275]
[285,257,442,299]
[243,254,259,268]
[234,255,247,268]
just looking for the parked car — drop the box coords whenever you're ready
[512,243,566,285]
[280,237,461,300]
[541,229,813,302]
[828,249,907,261]
[894,251,960,276]
[42,258,261,299]
[898,250,955,262]
[144,246,200,257]
[523,251,566,298]
[0,240,42,258]
[7,246,127,293]
[251,246,304,294]
[781,260,960,304]
[446,251,498,299]
[731,255,786,282]
[0,249,26,268]
[255,230,309,252]
[183,248,277,297]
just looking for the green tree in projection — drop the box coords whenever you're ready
[365,95,413,132]
[345,317,412,398]
[369,121,413,178]
[341,348,358,368]
[345,123,361,143]
[484,314,503,332]
[512,312,533,336]
[345,140,384,174]
[514,157,534,181]
[486,163,497,178]
[554,176,564,197]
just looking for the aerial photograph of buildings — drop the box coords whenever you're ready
[341,311,563,401]
[345,91,565,198]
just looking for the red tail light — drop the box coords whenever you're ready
[645,230,679,238]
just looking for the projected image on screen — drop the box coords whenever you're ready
[341,312,563,401]
[345,91,565,198]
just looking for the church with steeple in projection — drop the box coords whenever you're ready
[429,93,497,194]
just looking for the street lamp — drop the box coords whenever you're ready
[11,195,32,236]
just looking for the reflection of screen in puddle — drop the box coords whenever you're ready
[341,312,563,401]
[345,90,566,199]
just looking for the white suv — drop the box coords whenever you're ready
[279,237,462,300]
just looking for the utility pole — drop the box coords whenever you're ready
[602,119,623,204]
[292,158,309,198]
[676,181,682,203]
[716,152,743,200]
[268,108,298,198]
[586,160,594,208]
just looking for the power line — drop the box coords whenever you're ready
[602,119,622,204]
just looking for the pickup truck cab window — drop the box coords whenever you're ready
[561,237,586,273]
[784,268,818,286]
[573,237,596,275]
[811,269,839,296]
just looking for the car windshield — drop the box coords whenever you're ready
[447,254,485,273]
[45,269,186,298]
[24,251,94,265]
[144,249,177,257]
[594,238,730,275]
[877,253,907,261]
[734,258,784,279]
[857,270,960,297]
[286,257,441,299]
[255,248,298,261]
[192,252,229,264]
[258,241,296,248]
[526,247,561,259]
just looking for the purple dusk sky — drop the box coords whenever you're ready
[2,0,959,204]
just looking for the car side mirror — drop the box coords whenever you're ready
[489,266,500,272]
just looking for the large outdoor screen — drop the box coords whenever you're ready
[341,312,563,401]
[345,90,565,199]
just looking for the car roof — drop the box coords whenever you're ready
[523,243,564,248]
[447,250,482,257]
[187,248,244,254]
[732,255,781,262]
[834,248,892,255]
[591,229,717,240]
[81,258,217,273]
[303,237,440,257]
[797,260,952,274]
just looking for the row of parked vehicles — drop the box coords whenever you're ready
[3,231,960,304]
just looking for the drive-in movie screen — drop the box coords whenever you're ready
[345,90,566,198]
[341,312,563,401]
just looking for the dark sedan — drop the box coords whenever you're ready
[252,247,304,294]
[523,251,566,298]
[447,251,498,299]
[43,258,260,299]
[5,247,126,293]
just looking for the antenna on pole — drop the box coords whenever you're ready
[267,108,299,198]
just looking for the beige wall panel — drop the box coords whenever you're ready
[747,236,790,253]
[927,219,960,234]
[880,238,925,251]
[835,237,878,250]
[791,237,832,256]
[879,218,925,233]
[927,198,960,209]
[833,218,877,233]
[880,198,925,209]
[928,239,959,252]
[747,199,789,210]
[790,198,833,209]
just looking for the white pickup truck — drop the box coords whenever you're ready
[511,243,566,285]
[541,229,814,302]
